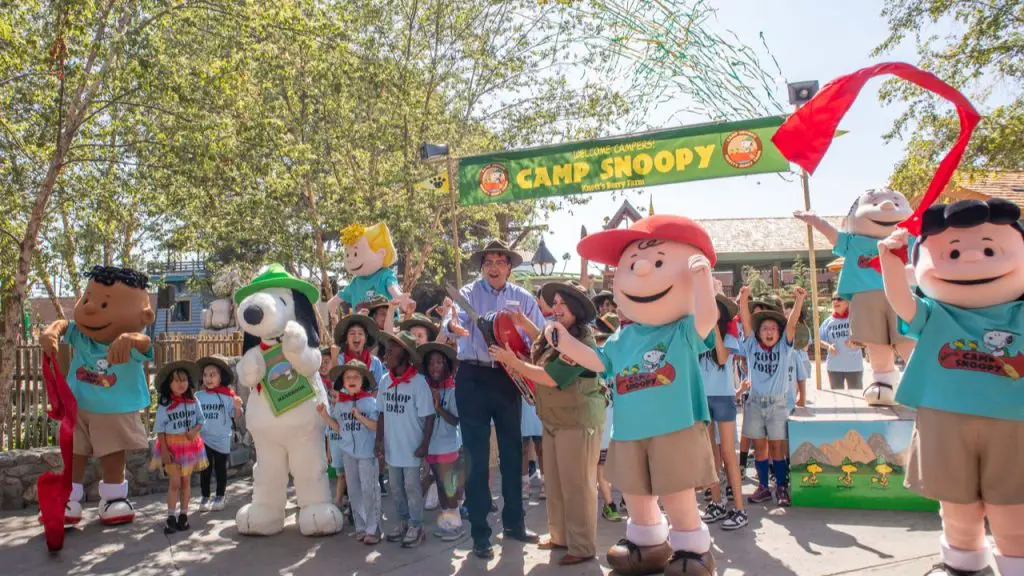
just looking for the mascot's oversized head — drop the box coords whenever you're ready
[577,215,716,326]
[234,264,321,353]
[843,187,914,239]
[76,266,155,344]
[911,199,1024,309]
[340,223,396,278]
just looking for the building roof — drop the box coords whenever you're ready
[694,216,844,257]
[951,171,1024,206]
[604,200,643,229]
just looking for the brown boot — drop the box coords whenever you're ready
[606,539,673,575]
[664,549,716,576]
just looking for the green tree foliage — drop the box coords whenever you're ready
[742,265,771,298]
[873,0,1024,198]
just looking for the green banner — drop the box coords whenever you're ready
[458,115,790,206]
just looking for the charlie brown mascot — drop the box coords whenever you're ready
[546,215,719,575]
[40,265,155,526]
[879,199,1024,576]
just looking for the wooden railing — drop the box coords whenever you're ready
[3,332,243,451]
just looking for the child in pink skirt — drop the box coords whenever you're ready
[151,361,208,534]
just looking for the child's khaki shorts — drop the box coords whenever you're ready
[606,423,717,496]
[850,290,912,347]
[905,407,1024,505]
[73,409,149,458]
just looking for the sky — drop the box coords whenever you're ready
[536,0,921,274]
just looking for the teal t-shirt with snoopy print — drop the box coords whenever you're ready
[595,316,714,442]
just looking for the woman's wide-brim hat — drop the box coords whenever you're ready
[748,296,783,313]
[155,360,200,389]
[328,360,375,391]
[540,280,597,324]
[592,290,615,308]
[577,215,716,267]
[400,313,440,341]
[379,330,421,366]
[417,342,458,373]
[715,294,739,320]
[233,263,319,306]
[334,313,380,348]
[751,310,787,338]
[196,355,235,387]
[469,240,523,268]
[595,313,620,334]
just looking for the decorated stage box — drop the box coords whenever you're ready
[788,390,938,513]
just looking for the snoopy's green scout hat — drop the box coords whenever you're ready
[233,263,320,305]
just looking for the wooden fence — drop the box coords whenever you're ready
[3,332,243,452]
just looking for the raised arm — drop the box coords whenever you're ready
[785,287,807,344]
[712,326,729,366]
[878,229,917,323]
[689,254,717,338]
[440,295,471,339]
[737,286,753,339]
[546,323,605,373]
[793,211,839,245]
[40,319,70,355]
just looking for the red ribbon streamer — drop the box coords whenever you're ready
[772,62,981,240]
[38,353,78,552]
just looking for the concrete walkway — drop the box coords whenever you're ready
[0,475,976,576]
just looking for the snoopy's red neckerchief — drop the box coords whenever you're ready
[772,62,980,269]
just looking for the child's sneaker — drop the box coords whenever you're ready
[721,509,748,531]
[363,530,382,545]
[425,485,439,511]
[199,498,212,512]
[163,515,178,535]
[748,486,773,504]
[211,496,226,511]
[355,531,366,542]
[776,486,791,507]
[401,525,425,548]
[176,513,190,531]
[725,485,734,500]
[386,522,408,542]
[702,487,713,503]
[618,498,628,516]
[602,503,623,522]
[701,501,728,523]
[380,475,389,498]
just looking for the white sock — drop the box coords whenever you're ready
[625,517,669,546]
[940,535,990,572]
[995,552,1024,576]
[669,524,712,554]
[97,480,127,501]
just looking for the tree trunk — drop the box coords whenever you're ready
[39,272,67,322]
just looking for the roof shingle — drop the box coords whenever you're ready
[693,216,844,255]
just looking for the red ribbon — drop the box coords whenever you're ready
[772,62,981,260]
[343,347,371,366]
[338,390,374,402]
[206,386,236,398]
[38,353,78,551]
[167,394,197,411]
[387,365,418,389]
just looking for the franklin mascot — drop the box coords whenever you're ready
[39,266,155,532]
[233,264,343,536]
[545,215,721,575]
[773,62,1022,576]
[328,222,411,316]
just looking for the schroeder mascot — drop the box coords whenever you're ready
[878,199,1024,576]
[794,187,916,405]
[40,266,155,526]
[545,215,720,576]
[233,264,343,536]
[328,222,411,316]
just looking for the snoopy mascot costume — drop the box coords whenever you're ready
[233,264,343,536]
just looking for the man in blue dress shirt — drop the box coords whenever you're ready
[442,240,546,559]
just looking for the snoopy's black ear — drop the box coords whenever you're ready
[292,289,321,349]
[242,332,261,354]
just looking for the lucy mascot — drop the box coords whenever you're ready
[233,264,344,536]
[327,222,412,316]
[39,266,155,529]
[776,62,1023,576]
[546,215,720,575]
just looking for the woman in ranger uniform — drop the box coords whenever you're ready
[489,280,605,566]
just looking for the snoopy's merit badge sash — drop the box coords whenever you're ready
[261,344,315,416]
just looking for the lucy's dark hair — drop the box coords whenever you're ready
[912,199,1024,264]
[84,265,149,290]
[158,369,197,406]
[242,289,322,354]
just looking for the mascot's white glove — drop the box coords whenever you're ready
[237,350,266,389]
[281,321,309,361]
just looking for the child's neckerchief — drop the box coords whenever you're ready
[726,317,740,338]
[206,386,235,398]
[344,347,372,366]
[387,365,417,389]
[338,390,373,402]
[167,394,196,411]
[832,310,849,320]
[430,375,455,390]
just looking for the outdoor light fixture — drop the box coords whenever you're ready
[419,142,450,162]
[787,80,820,106]
[531,236,557,276]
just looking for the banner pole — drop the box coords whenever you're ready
[447,155,463,287]
[801,167,824,392]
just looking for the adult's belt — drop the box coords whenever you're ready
[462,359,499,369]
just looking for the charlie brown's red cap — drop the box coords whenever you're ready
[577,214,717,267]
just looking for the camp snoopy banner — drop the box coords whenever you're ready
[457,115,790,206]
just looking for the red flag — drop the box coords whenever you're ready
[38,353,78,551]
[772,62,981,238]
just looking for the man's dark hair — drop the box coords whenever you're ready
[912,199,1024,264]
[83,265,149,289]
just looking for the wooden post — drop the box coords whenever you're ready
[447,155,462,288]
[801,168,825,390]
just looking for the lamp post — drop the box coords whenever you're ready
[420,143,461,286]
[531,236,557,277]
[788,80,825,392]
